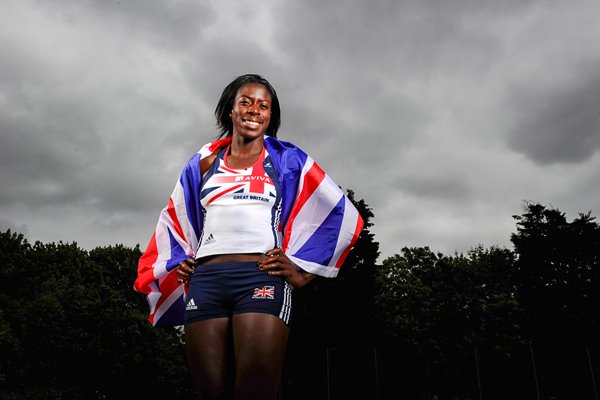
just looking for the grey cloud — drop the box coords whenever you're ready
[34,0,215,48]
[182,42,280,114]
[397,174,472,202]
[0,0,205,212]
[261,0,532,189]
[0,107,101,206]
[274,0,524,79]
[0,217,29,236]
[507,62,600,165]
[2,0,600,261]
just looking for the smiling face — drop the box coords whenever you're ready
[230,83,272,141]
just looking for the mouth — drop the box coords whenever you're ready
[242,118,262,129]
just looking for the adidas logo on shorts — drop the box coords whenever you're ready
[186,298,198,311]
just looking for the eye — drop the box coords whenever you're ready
[260,104,269,110]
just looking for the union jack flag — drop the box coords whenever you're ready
[252,286,275,299]
[134,136,363,326]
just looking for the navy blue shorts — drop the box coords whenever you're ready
[184,261,292,326]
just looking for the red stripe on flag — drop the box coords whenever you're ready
[283,162,326,251]
[134,232,159,294]
[167,197,186,243]
[208,138,232,153]
[149,270,180,325]
[335,214,364,268]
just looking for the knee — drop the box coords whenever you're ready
[235,369,279,400]
[195,385,231,400]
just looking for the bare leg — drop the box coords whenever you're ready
[232,313,289,400]
[185,318,232,399]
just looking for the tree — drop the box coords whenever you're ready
[512,203,600,342]
[0,230,194,399]
[373,245,524,399]
[511,202,600,399]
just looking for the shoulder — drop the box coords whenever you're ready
[173,138,223,178]
[187,137,231,173]
[197,137,232,158]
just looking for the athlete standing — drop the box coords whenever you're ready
[135,74,363,399]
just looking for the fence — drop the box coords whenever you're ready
[280,341,599,400]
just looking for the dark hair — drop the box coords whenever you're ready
[214,74,281,138]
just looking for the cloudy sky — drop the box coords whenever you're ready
[1,0,599,262]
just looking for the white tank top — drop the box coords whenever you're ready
[194,146,282,259]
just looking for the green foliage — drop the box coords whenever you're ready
[375,246,522,352]
[509,202,600,399]
[0,230,194,399]
[369,202,600,399]
[2,198,599,399]
[373,245,525,399]
[512,202,600,342]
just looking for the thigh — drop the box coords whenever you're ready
[232,313,289,400]
[185,318,232,399]
[233,268,293,326]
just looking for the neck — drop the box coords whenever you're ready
[230,135,265,156]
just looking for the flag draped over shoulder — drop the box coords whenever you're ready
[134,136,363,326]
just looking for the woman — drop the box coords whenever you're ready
[135,74,363,399]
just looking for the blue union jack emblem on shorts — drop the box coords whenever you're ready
[252,285,275,299]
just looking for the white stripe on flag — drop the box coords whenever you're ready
[172,182,197,254]
[330,196,360,267]
[296,157,314,196]
[153,283,184,324]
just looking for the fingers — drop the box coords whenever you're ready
[258,248,286,272]
[176,258,197,284]
[177,263,194,275]
[264,248,283,258]
[257,249,310,288]
[184,257,197,267]
[258,248,299,280]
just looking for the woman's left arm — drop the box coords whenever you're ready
[258,248,316,289]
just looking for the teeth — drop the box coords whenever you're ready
[245,120,260,127]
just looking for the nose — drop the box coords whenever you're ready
[248,103,260,115]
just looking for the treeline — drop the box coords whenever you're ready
[288,200,600,399]
[0,236,194,399]
[0,198,599,399]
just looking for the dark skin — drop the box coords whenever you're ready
[177,83,314,399]
[176,83,315,289]
[178,250,313,400]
